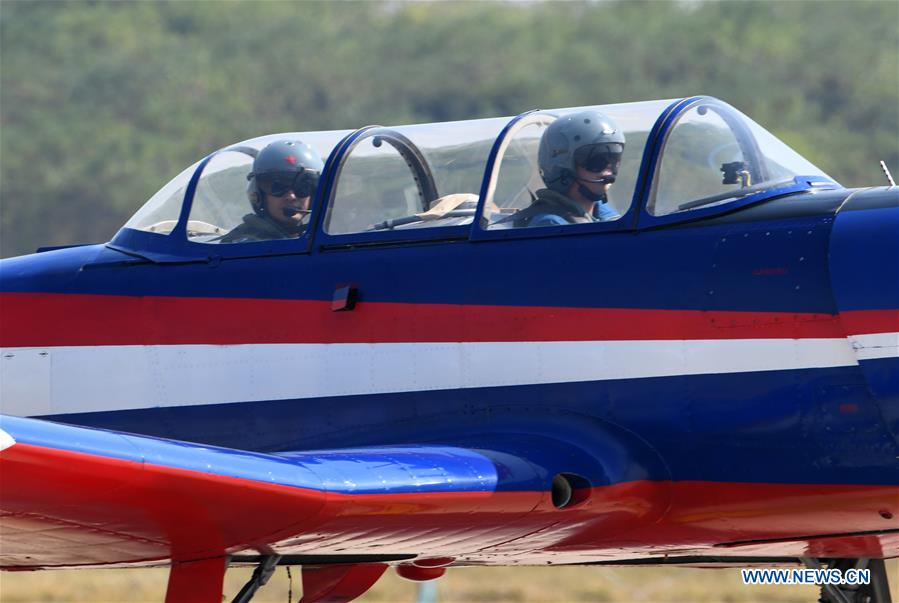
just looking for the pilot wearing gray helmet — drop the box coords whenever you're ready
[515,110,625,227]
[220,140,324,243]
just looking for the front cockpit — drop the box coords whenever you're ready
[111,97,839,259]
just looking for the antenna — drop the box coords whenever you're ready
[880,160,896,186]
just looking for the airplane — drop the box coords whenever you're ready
[1,95,897,603]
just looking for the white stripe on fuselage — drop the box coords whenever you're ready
[850,332,899,361]
[0,337,874,417]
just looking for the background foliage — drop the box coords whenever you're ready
[1,0,897,257]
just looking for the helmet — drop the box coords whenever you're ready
[247,140,324,216]
[538,110,626,194]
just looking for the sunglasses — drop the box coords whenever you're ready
[258,171,319,198]
[574,144,623,174]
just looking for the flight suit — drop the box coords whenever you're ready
[218,213,305,244]
[513,189,620,227]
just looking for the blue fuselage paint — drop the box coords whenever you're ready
[3,188,898,491]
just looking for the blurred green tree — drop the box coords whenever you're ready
[1,0,896,257]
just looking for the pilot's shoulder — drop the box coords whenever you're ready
[596,203,621,221]
[219,214,271,243]
[529,213,570,227]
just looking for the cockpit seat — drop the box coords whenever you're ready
[144,220,227,238]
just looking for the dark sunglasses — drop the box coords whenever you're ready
[258,171,319,198]
[574,144,623,174]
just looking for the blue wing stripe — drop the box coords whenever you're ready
[0,415,506,494]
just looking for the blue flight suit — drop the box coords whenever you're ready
[515,189,620,228]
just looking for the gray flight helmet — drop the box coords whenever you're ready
[538,110,626,194]
[247,140,324,216]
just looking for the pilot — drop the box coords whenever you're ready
[514,110,625,227]
[219,140,324,243]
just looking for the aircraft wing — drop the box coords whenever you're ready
[0,414,661,601]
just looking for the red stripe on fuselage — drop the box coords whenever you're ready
[838,309,899,336]
[1,293,897,347]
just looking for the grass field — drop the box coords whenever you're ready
[1,561,896,602]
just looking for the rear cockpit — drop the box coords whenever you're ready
[112,97,839,259]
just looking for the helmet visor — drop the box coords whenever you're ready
[573,143,624,174]
[258,171,320,198]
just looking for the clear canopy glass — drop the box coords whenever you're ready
[324,117,507,235]
[122,131,349,236]
[119,97,836,246]
[482,100,671,229]
[649,101,835,216]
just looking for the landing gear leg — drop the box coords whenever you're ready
[232,555,282,603]
[165,557,227,603]
[802,558,893,603]
[862,559,893,603]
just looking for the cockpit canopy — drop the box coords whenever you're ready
[117,97,836,253]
